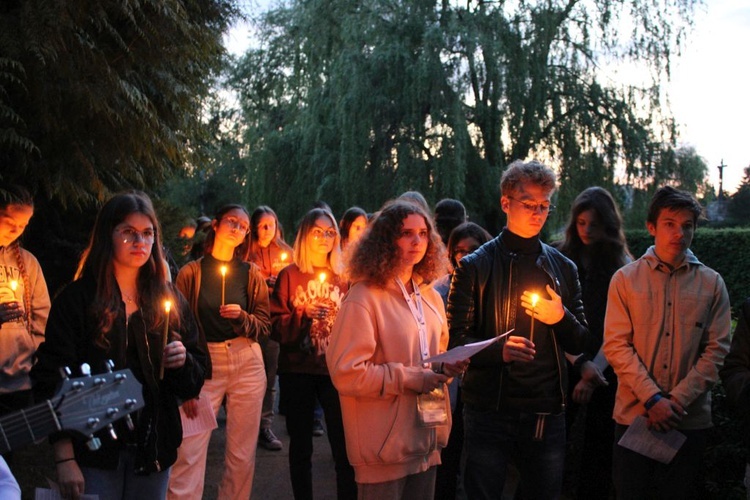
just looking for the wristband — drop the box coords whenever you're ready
[55,457,75,465]
[644,393,663,411]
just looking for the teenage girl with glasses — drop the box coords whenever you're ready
[270,207,356,500]
[32,191,205,499]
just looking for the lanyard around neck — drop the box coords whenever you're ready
[395,277,429,367]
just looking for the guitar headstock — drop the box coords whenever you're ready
[53,369,144,437]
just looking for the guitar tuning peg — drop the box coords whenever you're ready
[124,415,135,432]
[104,360,115,373]
[81,363,91,377]
[106,424,118,441]
[86,436,101,451]
[59,366,71,380]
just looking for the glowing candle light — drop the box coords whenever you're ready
[530,293,539,344]
[220,265,228,306]
[9,280,18,299]
[318,272,326,284]
[280,252,288,262]
[160,300,172,380]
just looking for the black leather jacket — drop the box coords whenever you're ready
[447,232,591,413]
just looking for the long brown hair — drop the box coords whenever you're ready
[558,187,631,273]
[203,204,252,261]
[1,184,35,335]
[76,191,176,348]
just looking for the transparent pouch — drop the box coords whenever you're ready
[417,385,449,427]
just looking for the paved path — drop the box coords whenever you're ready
[204,409,338,499]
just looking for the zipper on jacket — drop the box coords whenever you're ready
[496,253,516,410]
[540,259,567,413]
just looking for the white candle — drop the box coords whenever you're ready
[530,293,539,343]
[220,265,228,306]
[160,300,172,380]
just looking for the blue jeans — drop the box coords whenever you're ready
[81,447,170,499]
[463,407,566,500]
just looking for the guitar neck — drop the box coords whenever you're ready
[0,400,60,455]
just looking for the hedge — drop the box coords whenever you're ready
[625,228,750,315]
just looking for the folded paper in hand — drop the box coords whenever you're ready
[617,415,686,464]
[423,329,514,365]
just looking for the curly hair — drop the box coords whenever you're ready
[347,200,448,287]
[500,159,557,196]
[558,187,632,273]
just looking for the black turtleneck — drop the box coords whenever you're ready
[500,228,561,413]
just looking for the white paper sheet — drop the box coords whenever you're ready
[423,329,514,364]
[180,396,218,438]
[617,415,686,464]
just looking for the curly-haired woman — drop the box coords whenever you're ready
[327,200,469,499]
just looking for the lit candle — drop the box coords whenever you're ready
[9,280,18,299]
[160,300,172,380]
[220,265,228,306]
[318,272,326,284]
[281,252,288,263]
[530,293,539,344]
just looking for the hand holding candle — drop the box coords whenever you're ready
[220,265,228,306]
[522,285,565,328]
[159,300,172,380]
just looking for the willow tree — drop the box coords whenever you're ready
[231,0,697,230]
[0,0,236,206]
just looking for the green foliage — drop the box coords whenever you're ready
[727,166,750,226]
[0,0,237,206]
[626,228,750,314]
[229,0,700,232]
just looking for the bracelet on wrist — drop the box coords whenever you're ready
[644,393,663,411]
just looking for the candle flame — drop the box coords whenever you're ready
[164,300,172,313]
[531,293,539,307]
[220,265,228,277]
[9,280,17,292]
[281,252,288,262]
[319,272,326,283]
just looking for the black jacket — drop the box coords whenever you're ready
[447,232,592,413]
[32,276,207,474]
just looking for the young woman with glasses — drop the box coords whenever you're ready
[270,207,356,500]
[32,191,206,499]
[168,204,270,500]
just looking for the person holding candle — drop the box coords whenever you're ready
[248,205,293,451]
[447,160,592,499]
[168,204,270,500]
[327,200,469,499]
[270,207,356,500]
[31,191,206,500]
[554,186,632,498]
[0,184,50,433]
